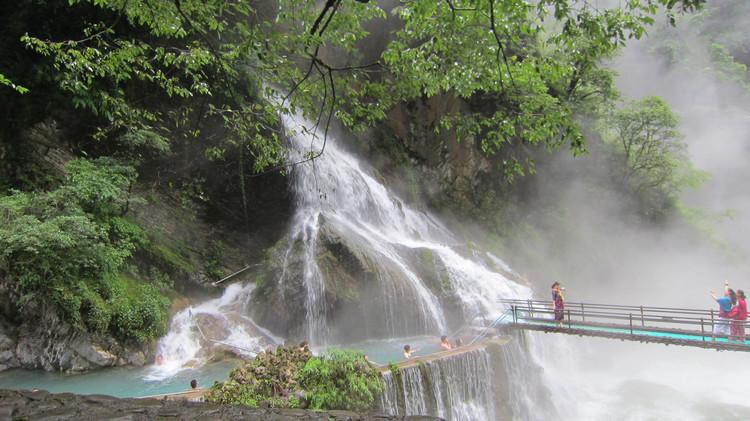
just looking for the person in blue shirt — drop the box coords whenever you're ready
[711,280,736,340]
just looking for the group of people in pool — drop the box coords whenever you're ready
[711,280,748,342]
[402,336,464,359]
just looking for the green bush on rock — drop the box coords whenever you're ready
[0,158,169,343]
[207,347,384,412]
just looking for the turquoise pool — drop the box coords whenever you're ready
[0,335,456,397]
[0,360,240,398]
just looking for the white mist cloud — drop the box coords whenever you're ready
[513,5,750,419]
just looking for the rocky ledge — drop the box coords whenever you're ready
[0,389,442,421]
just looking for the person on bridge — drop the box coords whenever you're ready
[552,282,565,327]
[729,290,747,342]
[711,281,736,340]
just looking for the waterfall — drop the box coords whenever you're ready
[380,371,399,416]
[153,111,553,418]
[380,349,497,421]
[272,113,533,345]
[147,283,279,379]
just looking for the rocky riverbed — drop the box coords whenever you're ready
[0,389,442,420]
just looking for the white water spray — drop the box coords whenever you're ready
[147,283,278,380]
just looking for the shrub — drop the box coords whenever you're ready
[0,158,169,343]
[207,345,313,408]
[207,347,384,412]
[299,349,384,412]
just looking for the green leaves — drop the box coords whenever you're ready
[0,73,28,94]
[12,0,703,182]
[207,347,383,412]
[0,158,168,343]
[299,349,384,412]
[602,96,708,216]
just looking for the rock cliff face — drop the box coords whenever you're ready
[0,303,147,373]
[371,95,495,214]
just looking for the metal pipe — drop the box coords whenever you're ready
[497,299,715,316]
[212,264,255,286]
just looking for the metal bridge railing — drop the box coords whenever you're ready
[497,298,749,343]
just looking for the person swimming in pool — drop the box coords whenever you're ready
[440,335,452,351]
[403,344,418,359]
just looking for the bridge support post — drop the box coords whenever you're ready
[701,318,705,342]
[629,313,633,335]
[640,306,645,327]
[527,300,533,319]
[567,309,571,329]
[581,303,585,322]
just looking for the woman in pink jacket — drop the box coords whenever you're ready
[729,290,747,342]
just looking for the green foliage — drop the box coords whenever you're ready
[108,274,170,343]
[207,345,313,408]
[707,43,749,88]
[17,0,285,168]
[0,158,169,343]
[204,240,225,281]
[207,347,383,412]
[602,97,709,215]
[0,72,28,94]
[280,0,704,178]
[647,1,750,94]
[148,243,196,274]
[8,0,704,185]
[299,349,384,412]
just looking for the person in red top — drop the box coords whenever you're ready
[729,289,747,342]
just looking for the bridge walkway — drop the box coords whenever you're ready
[498,298,750,352]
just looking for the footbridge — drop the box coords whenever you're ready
[496,298,750,352]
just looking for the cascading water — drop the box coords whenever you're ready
[151,112,558,419]
[270,113,533,345]
[380,349,497,421]
[148,283,279,380]
[267,114,558,419]
[279,113,452,343]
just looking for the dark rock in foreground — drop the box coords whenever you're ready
[0,389,442,420]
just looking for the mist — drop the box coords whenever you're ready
[501,3,750,419]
